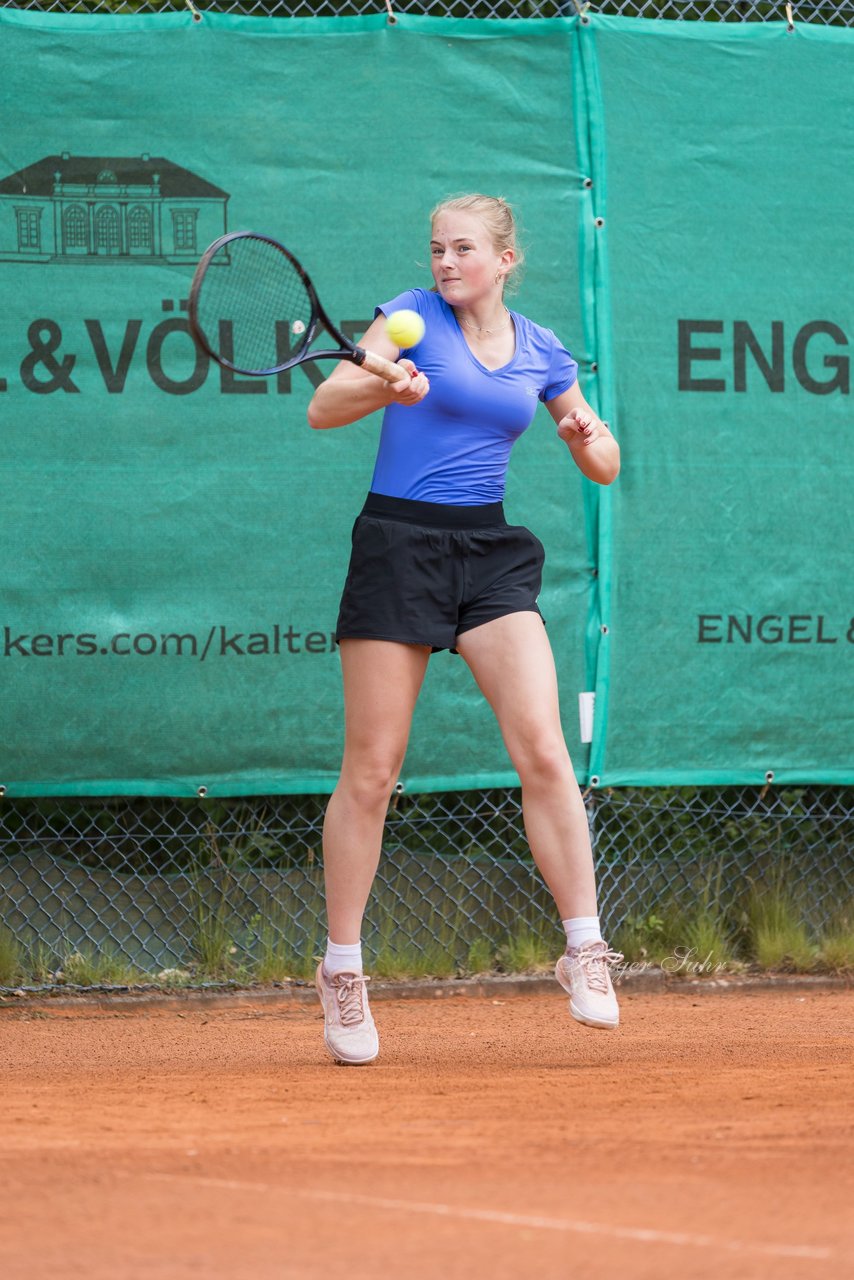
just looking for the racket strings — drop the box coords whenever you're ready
[195,236,314,374]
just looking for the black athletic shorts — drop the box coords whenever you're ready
[335,492,545,653]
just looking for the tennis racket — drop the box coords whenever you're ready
[188,231,408,384]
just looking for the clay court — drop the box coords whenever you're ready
[2,982,852,1280]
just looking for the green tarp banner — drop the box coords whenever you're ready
[587,18,854,785]
[0,11,850,795]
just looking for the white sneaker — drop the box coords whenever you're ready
[315,963,379,1065]
[555,940,623,1030]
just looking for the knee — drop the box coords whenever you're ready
[512,733,573,788]
[339,752,402,811]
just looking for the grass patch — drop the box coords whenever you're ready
[371,936,458,980]
[0,925,24,985]
[367,889,469,979]
[816,907,854,972]
[746,880,816,971]
[617,864,742,974]
[190,908,239,979]
[189,911,236,977]
[466,936,494,975]
[500,922,555,973]
[59,946,148,986]
[188,841,243,979]
[252,914,322,983]
[681,906,739,970]
[678,862,741,970]
[752,922,816,971]
[27,942,57,985]
[613,909,674,965]
[372,945,455,980]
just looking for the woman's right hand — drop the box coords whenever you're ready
[308,316,429,429]
[387,358,430,405]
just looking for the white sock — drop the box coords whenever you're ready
[562,916,603,950]
[324,939,363,977]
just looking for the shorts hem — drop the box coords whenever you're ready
[335,632,441,650]
[455,605,545,639]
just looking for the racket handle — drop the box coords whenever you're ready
[357,347,413,385]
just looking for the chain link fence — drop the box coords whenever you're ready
[1,786,852,986]
[9,0,854,26]
[2,0,851,986]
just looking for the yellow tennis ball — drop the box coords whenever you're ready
[385,309,426,349]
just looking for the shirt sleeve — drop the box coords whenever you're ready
[374,288,425,321]
[540,331,579,402]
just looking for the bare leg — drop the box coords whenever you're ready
[323,639,431,944]
[456,612,598,920]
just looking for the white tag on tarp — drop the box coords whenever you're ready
[578,691,596,744]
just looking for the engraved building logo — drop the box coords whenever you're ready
[0,153,229,264]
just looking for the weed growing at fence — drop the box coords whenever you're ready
[0,925,23,985]
[59,946,147,987]
[500,922,556,973]
[27,943,57,985]
[252,913,323,983]
[371,939,458,980]
[613,910,671,963]
[682,906,739,969]
[466,936,495,974]
[188,826,249,979]
[817,912,854,972]
[752,922,816,971]
[744,864,818,971]
[614,901,738,969]
[190,900,239,978]
[369,898,465,979]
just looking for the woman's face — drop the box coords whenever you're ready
[430,210,512,308]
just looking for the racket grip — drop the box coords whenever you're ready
[358,347,413,385]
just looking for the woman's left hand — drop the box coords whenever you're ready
[557,407,602,448]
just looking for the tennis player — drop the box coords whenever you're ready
[307,194,622,1065]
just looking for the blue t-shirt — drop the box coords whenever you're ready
[371,288,578,505]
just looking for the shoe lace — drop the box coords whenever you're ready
[573,942,624,994]
[332,972,370,1026]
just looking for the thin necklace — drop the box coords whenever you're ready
[457,308,511,336]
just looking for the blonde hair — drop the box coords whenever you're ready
[430,193,525,294]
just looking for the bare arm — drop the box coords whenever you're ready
[306,314,430,430]
[546,382,620,485]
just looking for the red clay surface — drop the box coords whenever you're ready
[2,985,852,1280]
